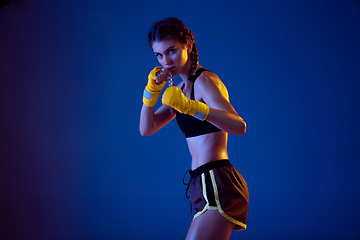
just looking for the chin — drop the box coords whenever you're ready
[168,67,177,76]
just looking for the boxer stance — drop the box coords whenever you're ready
[140,18,249,240]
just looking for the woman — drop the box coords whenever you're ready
[139,18,249,240]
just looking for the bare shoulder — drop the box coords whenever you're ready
[195,70,229,100]
[176,80,185,88]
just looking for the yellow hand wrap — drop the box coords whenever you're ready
[162,86,209,121]
[143,67,167,107]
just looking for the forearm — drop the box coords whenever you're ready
[140,104,175,136]
[206,108,246,135]
[140,67,168,136]
[139,104,155,136]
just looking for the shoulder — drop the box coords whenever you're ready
[195,70,220,88]
[175,81,184,89]
[195,70,229,100]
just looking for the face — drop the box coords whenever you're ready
[151,39,190,76]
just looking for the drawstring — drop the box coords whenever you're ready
[182,169,192,214]
[183,169,191,198]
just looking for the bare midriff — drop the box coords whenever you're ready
[186,130,229,170]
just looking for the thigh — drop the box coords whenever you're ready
[185,210,235,240]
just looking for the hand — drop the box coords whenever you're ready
[146,67,169,92]
[162,86,209,121]
[155,68,171,86]
[143,67,169,107]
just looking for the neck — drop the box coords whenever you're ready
[179,58,193,82]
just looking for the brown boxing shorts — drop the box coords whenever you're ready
[189,159,249,230]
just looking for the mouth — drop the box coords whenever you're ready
[167,66,175,73]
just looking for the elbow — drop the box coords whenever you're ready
[241,121,247,135]
[140,128,153,137]
[240,125,246,135]
[140,130,150,137]
[237,121,246,136]
[139,122,153,136]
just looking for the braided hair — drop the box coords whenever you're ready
[148,18,199,79]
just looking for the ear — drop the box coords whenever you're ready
[186,39,193,53]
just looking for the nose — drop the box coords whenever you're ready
[164,55,172,66]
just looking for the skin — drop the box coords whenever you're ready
[139,38,246,240]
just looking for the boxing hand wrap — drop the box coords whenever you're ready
[143,88,161,108]
[162,86,209,121]
[143,66,167,107]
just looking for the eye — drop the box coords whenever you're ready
[168,48,176,54]
[155,53,162,58]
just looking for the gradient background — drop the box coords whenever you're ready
[1,0,360,239]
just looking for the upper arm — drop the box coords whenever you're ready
[195,73,239,116]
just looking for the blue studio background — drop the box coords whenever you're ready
[1,0,360,239]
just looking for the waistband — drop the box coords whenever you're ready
[190,159,231,179]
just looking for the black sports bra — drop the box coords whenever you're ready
[175,68,222,138]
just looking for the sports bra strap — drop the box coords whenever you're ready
[188,68,208,82]
[184,68,209,99]
[180,68,210,99]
